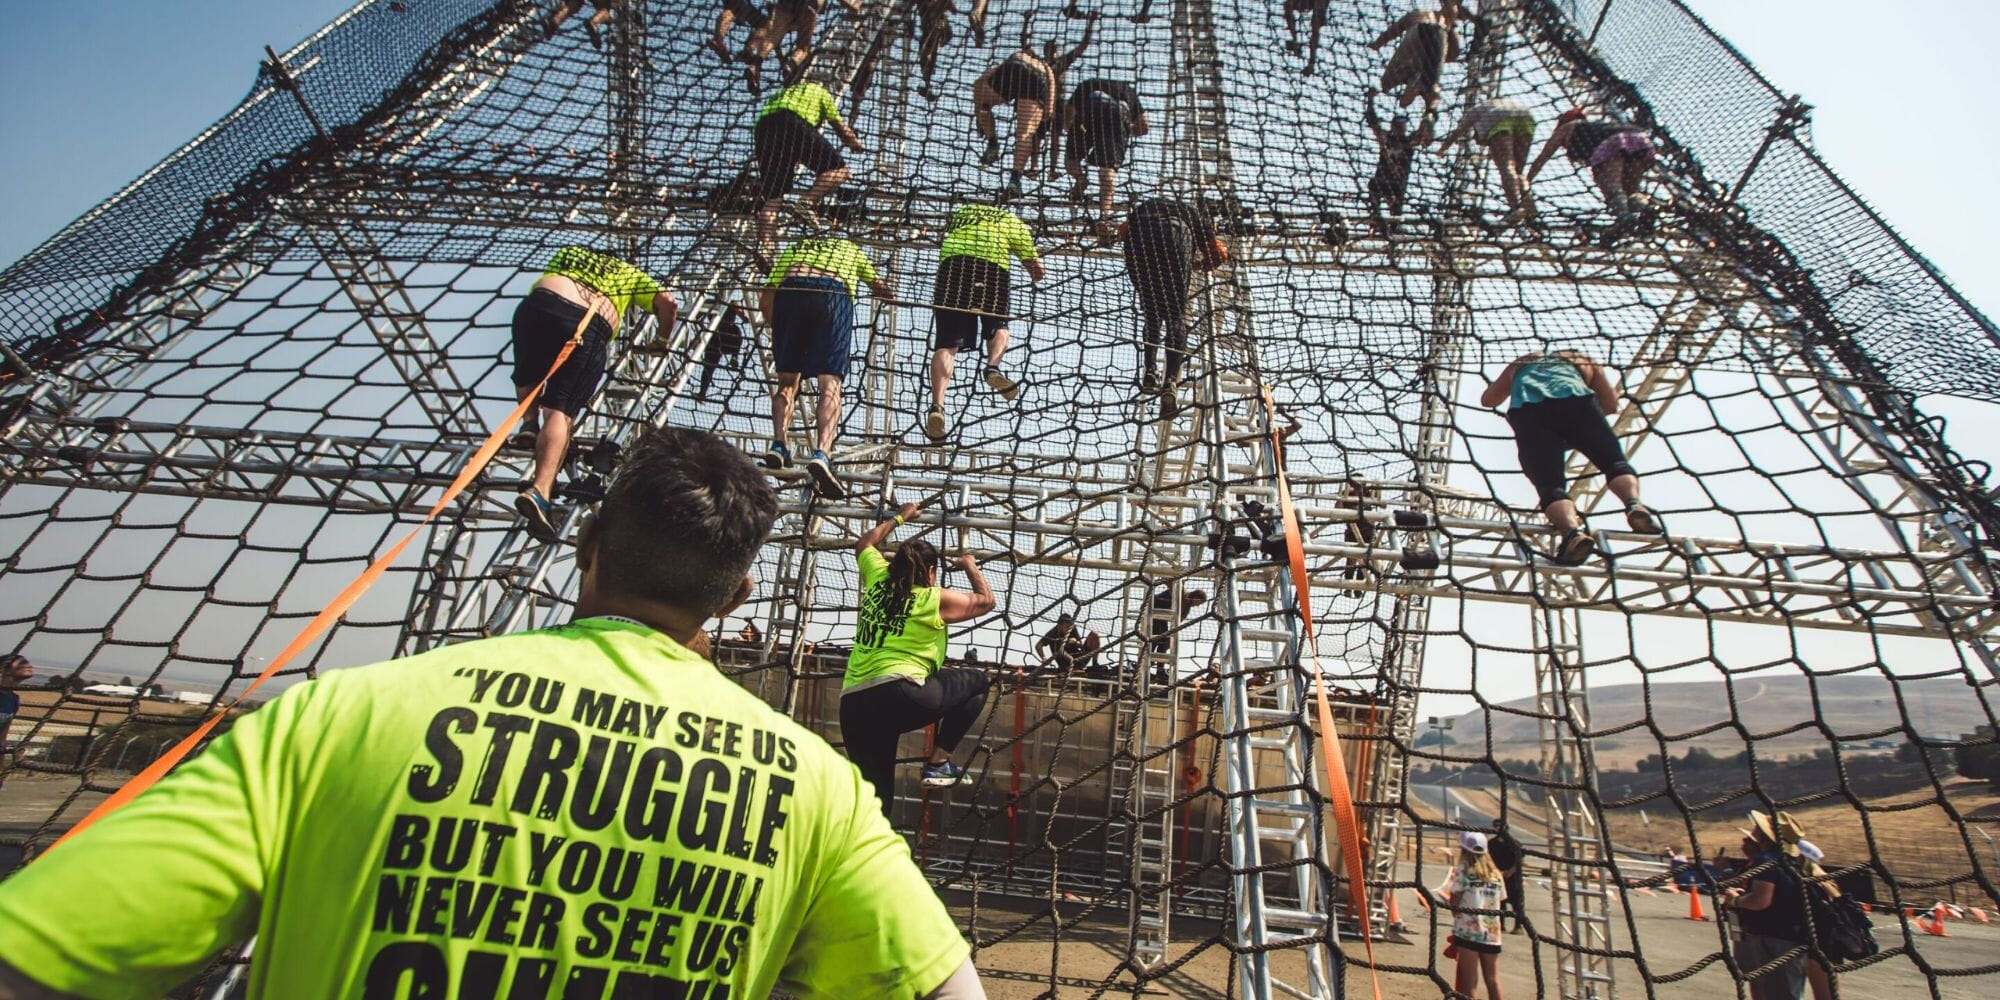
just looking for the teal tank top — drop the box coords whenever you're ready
[1509,355,1593,408]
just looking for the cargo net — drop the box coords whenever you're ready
[2,0,1998,997]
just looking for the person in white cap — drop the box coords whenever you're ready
[1444,830,1507,999]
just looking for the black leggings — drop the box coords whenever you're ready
[1126,218,1195,381]
[839,668,991,816]
[1507,394,1637,508]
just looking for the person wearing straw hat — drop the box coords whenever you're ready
[1444,830,1507,1000]
[1724,810,1811,1000]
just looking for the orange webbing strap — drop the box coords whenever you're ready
[47,308,597,854]
[1262,389,1382,1000]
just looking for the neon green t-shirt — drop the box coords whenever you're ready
[758,82,842,129]
[541,245,664,320]
[843,547,949,690]
[939,205,1039,271]
[765,238,880,298]
[0,619,967,1000]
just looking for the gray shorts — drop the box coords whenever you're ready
[1734,932,1806,999]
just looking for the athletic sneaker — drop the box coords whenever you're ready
[983,366,1020,401]
[507,427,540,452]
[920,760,968,788]
[1625,503,1662,535]
[761,441,791,469]
[924,406,949,441]
[582,19,603,50]
[1554,528,1596,566]
[979,137,1001,166]
[1140,369,1159,394]
[514,488,560,543]
[806,449,845,499]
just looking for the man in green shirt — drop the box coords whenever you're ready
[924,204,1044,441]
[0,427,986,1000]
[753,76,867,259]
[761,236,893,500]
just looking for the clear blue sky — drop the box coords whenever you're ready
[2,1,1995,327]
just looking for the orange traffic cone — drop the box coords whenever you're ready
[1387,890,1404,926]
[1687,889,1708,922]
[1921,910,1949,937]
[1932,902,1953,926]
[1971,907,1991,924]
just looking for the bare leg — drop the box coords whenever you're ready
[1097,165,1117,217]
[1806,960,1833,1000]
[1543,497,1582,533]
[771,372,801,445]
[1012,99,1046,174]
[801,165,851,208]
[532,408,572,499]
[588,6,614,30]
[1607,473,1641,506]
[813,374,842,453]
[1453,949,1479,998]
[785,6,819,69]
[756,198,782,257]
[1512,133,1536,216]
[972,76,1002,141]
[930,347,957,408]
[1480,952,1504,1000]
[712,9,736,57]
[1592,158,1629,215]
[548,0,585,30]
[1485,136,1522,212]
[985,328,1011,370]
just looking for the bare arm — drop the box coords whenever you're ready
[868,276,894,301]
[920,956,988,1000]
[938,555,996,622]
[1131,110,1149,137]
[1415,113,1437,146]
[1437,116,1472,150]
[1731,879,1777,912]
[1587,362,1621,415]
[831,119,864,153]
[1369,14,1409,49]
[855,501,921,552]
[1526,121,1571,182]
[759,287,777,327]
[652,290,679,339]
[1479,356,1532,408]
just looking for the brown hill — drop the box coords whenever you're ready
[1445,674,1994,770]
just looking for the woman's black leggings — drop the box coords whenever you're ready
[839,668,991,816]
[1507,394,1637,508]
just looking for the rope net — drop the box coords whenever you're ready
[1,1,1997,997]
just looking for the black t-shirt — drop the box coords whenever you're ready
[1738,850,1808,942]
[1039,624,1073,654]
[1486,830,1523,872]
[1132,199,1218,247]
[1071,78,1143,120]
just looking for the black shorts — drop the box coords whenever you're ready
[511,288,615,419]
[990,58,1048,104]
[932,255,1011,350]
[723,0,767,26]
[754,110,844,201]
[1073,93,1133,168]
[1454,937,1502,956]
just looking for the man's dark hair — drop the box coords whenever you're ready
[591,427,778,616]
